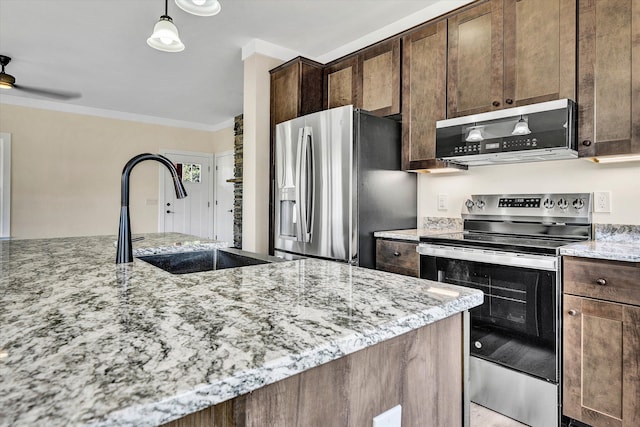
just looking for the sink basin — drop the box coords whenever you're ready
[137,248,277,274]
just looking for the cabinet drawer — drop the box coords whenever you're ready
[376,239,419,277]
[563,256,640,306]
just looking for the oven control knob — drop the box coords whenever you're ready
[476,200,486,209]
[557,198,568,210]
[572,198,585,209]
[543,198,554,209]
[474,341,482,349]
[465,199,475,209]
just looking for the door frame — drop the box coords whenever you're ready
[158,149,214,238]
[0,133,10,238]
[214,150,234,242]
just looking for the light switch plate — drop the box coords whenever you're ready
[373,405,402,427]
[437,194,448,211]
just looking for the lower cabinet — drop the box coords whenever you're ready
[376,239,419,277]
[562,256,640,427]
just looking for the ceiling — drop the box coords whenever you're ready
[0,0,470,130]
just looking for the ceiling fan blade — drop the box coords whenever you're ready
[12,83,81,100]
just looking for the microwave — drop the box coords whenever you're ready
[435,99,577,166]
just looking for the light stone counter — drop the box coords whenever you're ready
[0,233,482,426]
[559,223,640,262]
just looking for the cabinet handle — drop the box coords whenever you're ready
[582,140,592,147]
[568,309,579,316]
[505,98,513,105]
[393,251,401,257]
[595,278,607,286]
[492,101,500,107]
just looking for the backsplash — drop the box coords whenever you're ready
[595,224,640,242]
[422,217,463,230]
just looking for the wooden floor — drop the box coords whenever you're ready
[471,403,528,427]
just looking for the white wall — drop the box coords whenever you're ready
[418,158,640,225]
[242,53,283,253]
[0,104,233,239]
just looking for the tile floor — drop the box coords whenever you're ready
[471,403,528,427]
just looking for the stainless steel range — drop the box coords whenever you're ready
[418,193,593,427]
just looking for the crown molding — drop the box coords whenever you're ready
[0,94,233,132]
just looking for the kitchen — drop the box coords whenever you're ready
[1,0,639,426]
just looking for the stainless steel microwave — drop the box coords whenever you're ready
[435,99,577,166]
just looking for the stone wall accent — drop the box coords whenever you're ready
[232,115,243,249]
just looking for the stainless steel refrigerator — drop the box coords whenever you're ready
[273,105,416,268]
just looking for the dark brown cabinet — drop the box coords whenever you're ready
[447,0,576,118]
[324,55,359,110]
[376,239,419,277]
[270,57,323,128]
[577,0,640,157]
[401,19,450,171]
[324,38,401,117]
[563,256,640,427]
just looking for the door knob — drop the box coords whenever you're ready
[227,209,233,213]
[166,202,171,207]
[166,210,174,214]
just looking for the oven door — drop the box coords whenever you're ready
[419,244,559,382]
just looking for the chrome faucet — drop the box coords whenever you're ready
[116,153,187,264]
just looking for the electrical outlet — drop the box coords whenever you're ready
[373,405,402,427]
[593,191,612,213]
[437,194,448,211]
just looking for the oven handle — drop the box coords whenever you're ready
[417,244,558,271]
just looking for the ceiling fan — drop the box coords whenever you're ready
[0,55,81,100]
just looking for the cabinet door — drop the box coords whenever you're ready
[401,20,449,171]
[503,0,576,107]
[324,56,360,110]
[563,295,640,427]
[577,0,640,157]
[271,64,300,127]
[447,0,504,117]
[360,38,401,116]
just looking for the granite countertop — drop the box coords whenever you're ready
[559,240,640,262]
[559,224,640,262]
[374,218,463,242]
[0,233,482,426]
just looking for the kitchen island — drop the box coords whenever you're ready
[0,233,482,426]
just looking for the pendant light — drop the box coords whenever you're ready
[147,0,185,52]
[175,0,221,16]
[511,115,531,135]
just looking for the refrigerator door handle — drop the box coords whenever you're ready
[295,127,305,241]
[304,127,315,243]
[296,126,314,243]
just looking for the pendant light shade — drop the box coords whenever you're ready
[148,0,185,52]
[175,0,221,16]
[466,126,484,142]
[512,116,531,135]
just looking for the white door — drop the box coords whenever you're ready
[160,151,213,239]
[214,152,234,243]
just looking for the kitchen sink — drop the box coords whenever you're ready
[137,248,278,274]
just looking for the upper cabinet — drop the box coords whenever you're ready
[324,38,401,117]
[447,0,576,118]
[577,0,640,158]
[324,55,359,110]
[401,20,450,171]
[270,57,323,128]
